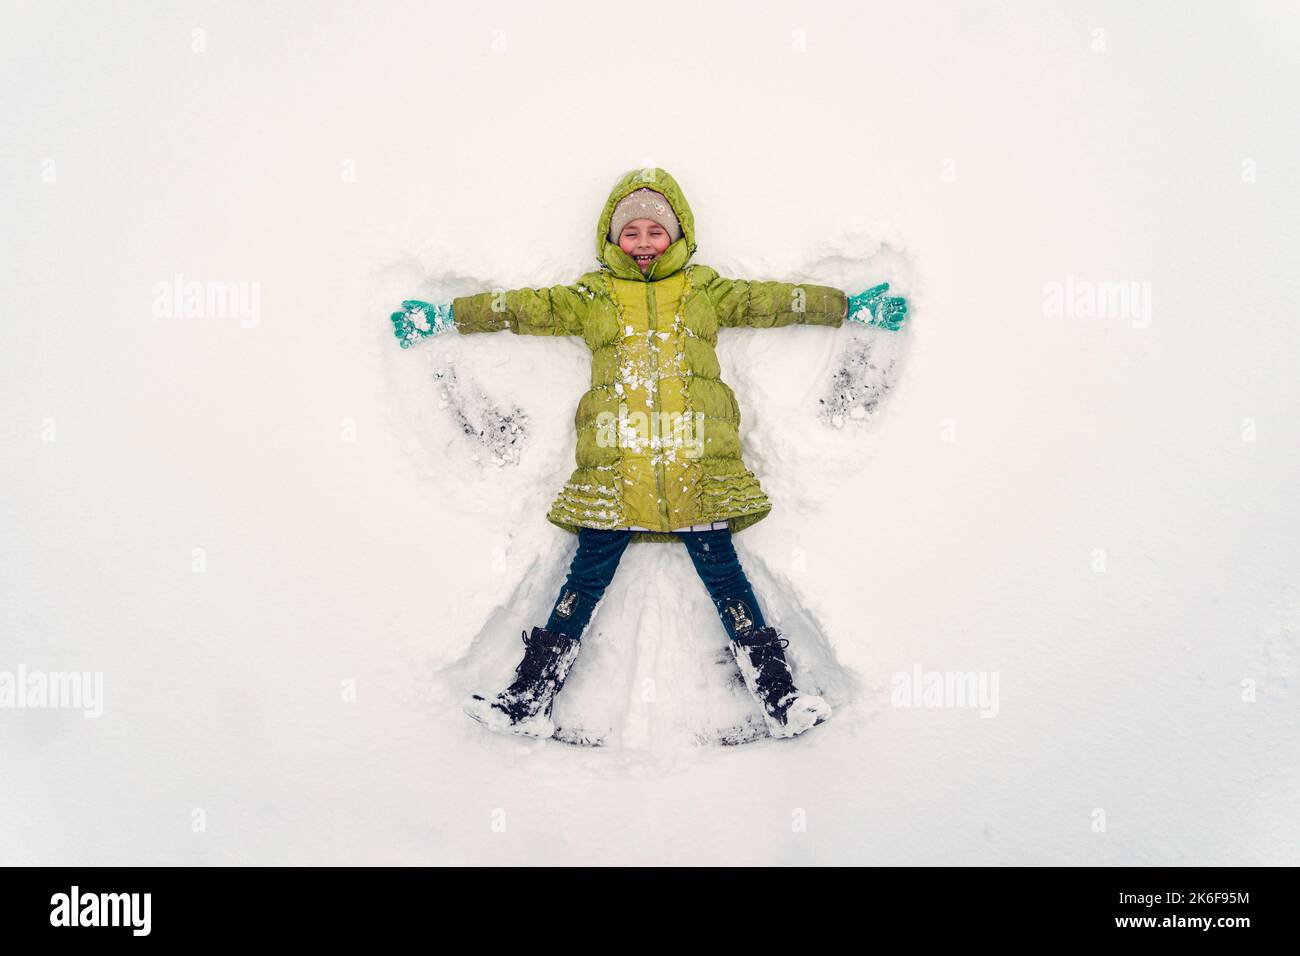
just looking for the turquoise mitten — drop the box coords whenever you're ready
[846,283,908,332]
[391,300,455,348]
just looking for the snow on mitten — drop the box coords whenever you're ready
[391,299,455,348]
[846,282,908,332]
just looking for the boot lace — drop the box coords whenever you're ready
[514,629,555,679]
[748,634,793,704]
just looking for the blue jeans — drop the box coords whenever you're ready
[545,527,767,642]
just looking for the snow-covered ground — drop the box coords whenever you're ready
[2,1,1297,865]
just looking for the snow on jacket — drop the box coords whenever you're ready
[452,167,848,543]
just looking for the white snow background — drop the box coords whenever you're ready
[2,1,1297,864]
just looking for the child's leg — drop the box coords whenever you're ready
[680,528,768,641]
[545,527,633,639]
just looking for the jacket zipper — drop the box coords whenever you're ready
[645,279,670,530]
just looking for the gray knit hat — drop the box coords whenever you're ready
[608,188,682,244]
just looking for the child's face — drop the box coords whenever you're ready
[618,219,672,272]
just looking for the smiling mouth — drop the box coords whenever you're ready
[632,254,656,263]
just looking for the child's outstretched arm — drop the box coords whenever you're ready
[389,282,594,348]
[452,282,594,337]
[702,271,849,330]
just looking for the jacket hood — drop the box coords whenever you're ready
[597,167,697,281]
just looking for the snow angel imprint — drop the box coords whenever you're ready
[390,167,908,743]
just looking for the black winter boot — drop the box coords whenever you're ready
[463,626,582,738]
[728,625,831,738]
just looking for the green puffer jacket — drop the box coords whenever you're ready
[452,167,848,543]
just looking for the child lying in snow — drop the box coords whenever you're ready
[391,167,907,742]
